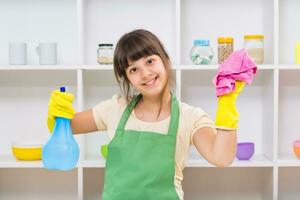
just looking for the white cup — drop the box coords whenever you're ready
[9,43,27,65]
[36,43,57,65]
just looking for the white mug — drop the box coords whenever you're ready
[9,43,27,65]
[36,43,57,65]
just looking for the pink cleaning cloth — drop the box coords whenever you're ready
[213,49,257,96]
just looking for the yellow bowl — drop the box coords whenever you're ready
[12,143,42,161]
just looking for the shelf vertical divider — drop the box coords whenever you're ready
[175,0,181,65]
[273,1,279,199]
[77,0,85,161]
[273,69,279,162]
[77,166,84,200]
[274,0,279,65]
[175,0,181,101]
[76,68,84,200]
[273,69,279,200]
[273,166,279,200]
[77,0,85,200]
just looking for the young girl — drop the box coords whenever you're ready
[47,29,244,200]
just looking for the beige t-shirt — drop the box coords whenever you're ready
[92,94,216,200]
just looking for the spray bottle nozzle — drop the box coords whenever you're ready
[60,86,68,93]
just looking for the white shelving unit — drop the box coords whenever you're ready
[0,0,300,200]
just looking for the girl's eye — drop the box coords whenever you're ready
[129,67,137,73]
[146,59,154,65]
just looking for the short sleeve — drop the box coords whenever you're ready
[190,108,217,145]
[92,94,124,131]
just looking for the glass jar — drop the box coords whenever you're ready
[97,43,113,64]
[190,39,214,65]
[244,35,264,64]
[218,37,234,64]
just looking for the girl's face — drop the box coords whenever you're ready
[126,54,168,97]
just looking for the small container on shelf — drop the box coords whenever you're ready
[190,39,214,65]
[101,144,108,159]
[236,142,255,160]
[244,35,264,64]
[295,42,300,64]
[293,140,300,159]
[218,37,234,64]
[97,43,114,65]
[12,141,42,161]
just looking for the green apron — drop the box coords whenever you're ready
[102,93,180,200]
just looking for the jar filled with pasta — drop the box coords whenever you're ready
[218,37,234,64]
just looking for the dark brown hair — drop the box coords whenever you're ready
[113,29,175,102]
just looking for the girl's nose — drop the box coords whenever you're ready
[141,67,152,78]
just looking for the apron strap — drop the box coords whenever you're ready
[167,94,179,137]
[116,93,142,132]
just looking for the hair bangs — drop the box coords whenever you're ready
[122,36,159,69]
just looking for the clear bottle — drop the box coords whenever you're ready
[190,39,214,65]
[97,43,113,64]
[244,35,264,64]
[218,37,234,64]
[42,86,79,171]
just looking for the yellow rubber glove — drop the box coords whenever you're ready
[215,81,245,130]
[47,90,76,133]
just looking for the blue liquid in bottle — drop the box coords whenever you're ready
[42,87,79,170]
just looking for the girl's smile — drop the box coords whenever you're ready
[142,76,158,87]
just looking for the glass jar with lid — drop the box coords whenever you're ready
[97,43,113,64]
[218,37,234,64]
[244,35,264,64]
[190,39,214,65]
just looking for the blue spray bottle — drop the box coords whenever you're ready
[42,86,79,170]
